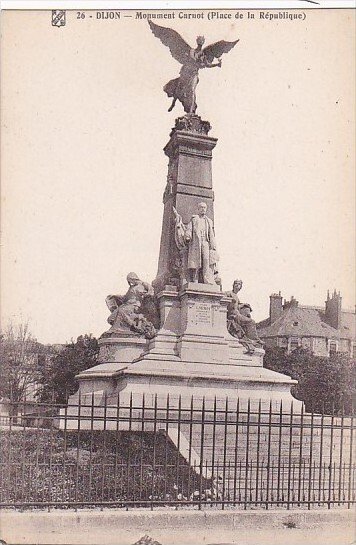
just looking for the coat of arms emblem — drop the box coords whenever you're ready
[52,10,66,27]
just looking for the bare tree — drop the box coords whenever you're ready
[0,322,47,403]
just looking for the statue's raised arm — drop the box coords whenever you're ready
[148,21,239,114]
[202,39,239,67]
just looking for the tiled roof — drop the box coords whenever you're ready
[339,311,356,340]
[257,305,355,340]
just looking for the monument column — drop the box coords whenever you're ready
[154,115,217,291]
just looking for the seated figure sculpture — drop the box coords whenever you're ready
[103,272,157,340]
[226,279,263,354]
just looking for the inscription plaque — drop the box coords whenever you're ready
[193,302,212,325]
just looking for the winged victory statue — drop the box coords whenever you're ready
[148,21,239,114]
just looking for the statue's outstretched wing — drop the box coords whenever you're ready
[203,39,239,63]
[148,21,191,65]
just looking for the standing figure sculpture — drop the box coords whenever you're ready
[226,279,263,354]
[103,272,157,339]
[173,202,218,285]
[148,20,239,114]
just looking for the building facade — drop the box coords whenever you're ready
[257,290,356,358]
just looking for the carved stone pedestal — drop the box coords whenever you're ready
[67,282,300,418]
[97,335,148,364]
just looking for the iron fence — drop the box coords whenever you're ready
[0,394,355,510]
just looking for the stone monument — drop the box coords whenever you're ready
[67,22,301,416]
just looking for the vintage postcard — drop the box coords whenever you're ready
[0,2,355,545]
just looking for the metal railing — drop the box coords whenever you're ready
[0,395,354,510]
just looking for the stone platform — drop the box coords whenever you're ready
[68,282,300,413]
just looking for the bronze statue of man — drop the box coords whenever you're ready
[148,21,239,114]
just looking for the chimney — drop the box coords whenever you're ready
[269,292,283,324]
[325,289,342,329]
[284,296,298,309]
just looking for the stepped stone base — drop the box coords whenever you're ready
[66,283,301,425]
[72,361,298,410]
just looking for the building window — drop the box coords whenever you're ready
[352,344,356,359]
[329,341,337,355]
[290,337,299,351]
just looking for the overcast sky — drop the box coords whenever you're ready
[1,8,355,343]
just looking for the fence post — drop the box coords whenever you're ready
[126,392,133,509]
[113,391,120,503]
[198,396,206,510]
[139,393,146,502]
[297,402,305,506]
[318,402,325,506]
[287,401,294,510]
[74,390,82,511]
[265,399,272,510]
[233,398,240,506]
[347,402,354,508]
[307,402,315,510]
[338,402,345,505]
[328,402,335,509]
[276,400,283,507]
[150,393,158,511]
[221,397,228,509]
[244,398,251,510]
[255,399,262,507]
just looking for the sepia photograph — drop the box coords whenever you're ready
[0,2,355,544]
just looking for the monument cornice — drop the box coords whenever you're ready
[179,283,225,299]
[123,368,298,386]
[164,130,217,159]
[175,183,213,199]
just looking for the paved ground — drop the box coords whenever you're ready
[0,508,354,545]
